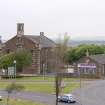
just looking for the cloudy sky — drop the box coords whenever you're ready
[0,0,105,41]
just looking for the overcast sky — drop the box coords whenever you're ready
[0,0,105,41]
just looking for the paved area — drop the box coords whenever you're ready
[0,91,80,105]
[72,79,105,105]
[13,92,81,105]
[0,79,105,105]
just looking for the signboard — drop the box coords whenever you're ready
[67,68,74,73]
[8,67,14,76]
[78,63,96,69]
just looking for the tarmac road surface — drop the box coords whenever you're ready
[0,90,80,105]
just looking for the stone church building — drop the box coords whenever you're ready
[1,23,56,74]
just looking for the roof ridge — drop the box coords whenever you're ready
[40,34,56,45]
[89,54,105,64]
[24,35,39,36]
[24,35,56,48]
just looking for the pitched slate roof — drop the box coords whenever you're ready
[89,54,105,64]
[24,35,40,43]
[24,35,56,48]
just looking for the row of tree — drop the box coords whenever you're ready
[66,44,105,64]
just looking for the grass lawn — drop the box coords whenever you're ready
[63,82,80,93]
[0,76,80,91]
[0,98,47,105]
[0,81,80,93]
[10,76,94,82]
[4,76,78,82]
[0,76,81,93]
[15,76,55,81]
[0,76,94,93]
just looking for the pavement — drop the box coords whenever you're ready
[0,79,105,105]
[0,90,80,105]
[72,79,105,105]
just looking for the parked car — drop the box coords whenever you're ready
[58,94,76,103]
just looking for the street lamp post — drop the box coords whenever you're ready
[13,60,16,78]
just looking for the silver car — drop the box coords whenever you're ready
[58,94,76,103]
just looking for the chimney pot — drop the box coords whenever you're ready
[40,32,44,36]
[17,23,24,37]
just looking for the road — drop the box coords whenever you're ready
[72,79,105,105]
[0,91,80,105]
[0,79,105,105]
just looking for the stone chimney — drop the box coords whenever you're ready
[17,23,24,37]
[40,32,44,36]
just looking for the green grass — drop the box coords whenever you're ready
[0,81,80,93]
[0,76,80,93]
[4,76,79,82]
[12,76,55,81]
[15,76,95,82]
[63,83,80,93]
[23,83,54,93]
[0,82,10,89]
[0,98,47,105]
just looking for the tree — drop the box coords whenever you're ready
[55,33,70,71]
[54,33,70,97]
[5,82,24,105]
[66,47,78,63]
[0,49,32,73]
[66,44,105,63]
[14,49,32,71]
[0,53,14,70]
